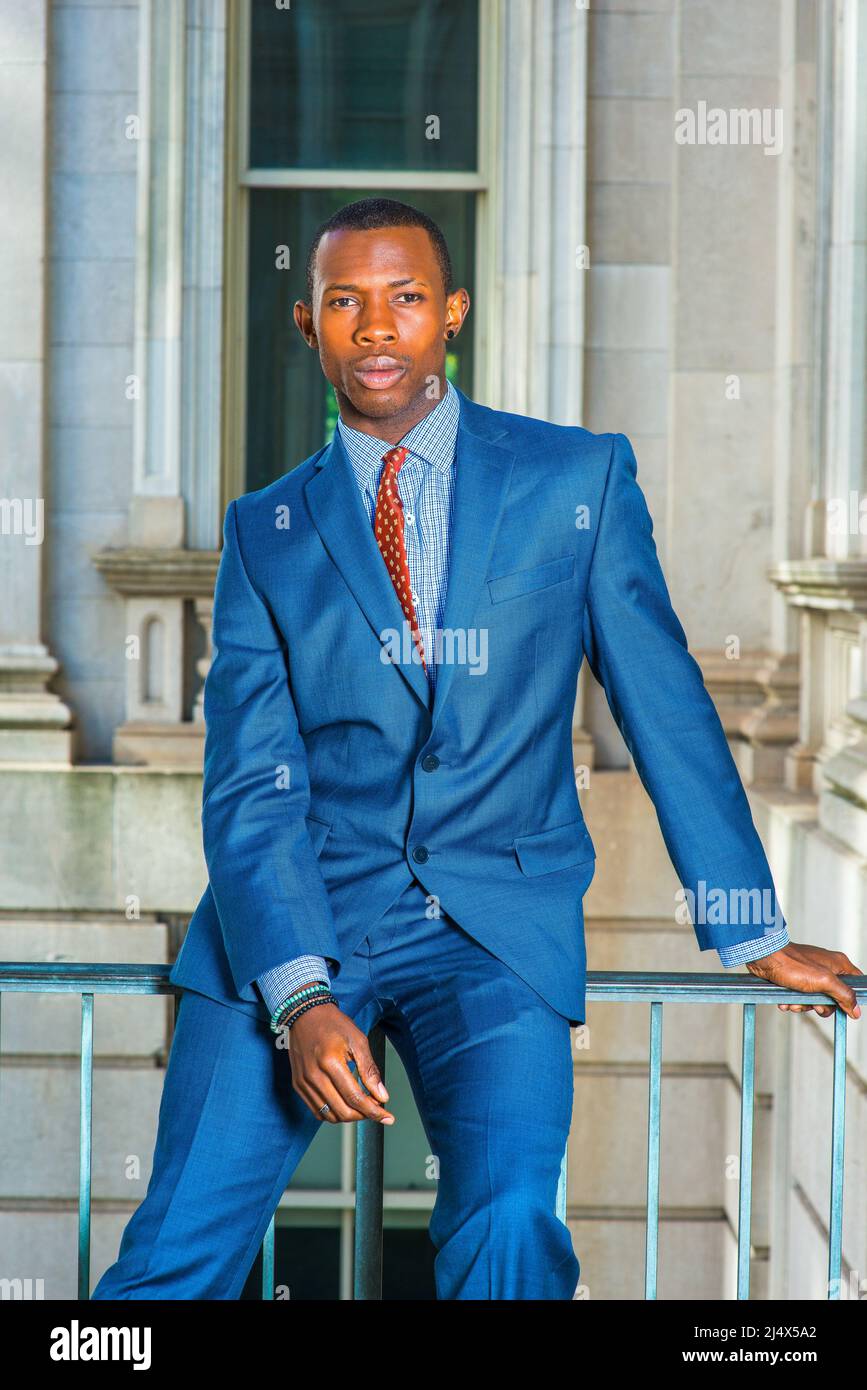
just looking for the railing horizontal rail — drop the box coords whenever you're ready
[0,963,176,994]
[2,963,864,1004]
[583,971,867,1004]
[2,965,864,1301]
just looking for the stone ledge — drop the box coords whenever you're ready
[91,546,220,597]
[769,557,867,610]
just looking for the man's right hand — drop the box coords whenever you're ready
[285,1003,395,1125]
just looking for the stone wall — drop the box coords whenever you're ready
[0,0,864,1301]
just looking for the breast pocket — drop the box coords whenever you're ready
[487,553,575,605]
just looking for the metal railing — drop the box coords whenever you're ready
[1,965,863,1300]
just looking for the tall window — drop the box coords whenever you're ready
[229,0,486,1297]
[242,0,481,493]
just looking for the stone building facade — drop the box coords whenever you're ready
[0,0,865,1299]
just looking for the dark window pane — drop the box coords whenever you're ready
[381,1228,436,1300]
[242,1226,341,1301]
[245,187,475,493]
[242,1224,436,1300]
[249,0,479,171]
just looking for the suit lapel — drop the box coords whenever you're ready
[429,397,516,731]
[305,426,431,711]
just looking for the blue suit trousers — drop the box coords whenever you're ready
[91,876,579,1301]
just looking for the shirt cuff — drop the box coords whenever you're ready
[717,927,790,969]
[256,954,333,1017]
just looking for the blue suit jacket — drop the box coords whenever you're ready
[169,386,784,1027]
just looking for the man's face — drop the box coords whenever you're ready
[295,225,467,427]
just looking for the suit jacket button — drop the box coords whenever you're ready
[421,754,440,772]
[412,845,430,864]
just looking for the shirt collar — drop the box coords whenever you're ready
[336,377,460,495]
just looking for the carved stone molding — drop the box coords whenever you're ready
[697,649,799,786]
[0,644,74,764]
[92,547,220,598]
[769,557,867,611]
[93,546,219,767]
[771,557,867,818]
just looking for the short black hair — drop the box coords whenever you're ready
[304,197,454,305]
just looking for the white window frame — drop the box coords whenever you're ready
[222,0,501,507]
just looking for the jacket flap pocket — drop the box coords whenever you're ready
[514,818,595,876]
[487,553,575,605]
[305,813,332,856]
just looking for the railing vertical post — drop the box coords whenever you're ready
[339,1127,355,1299]
[261,1214,275,1299]
[827,1008,847,1298]
[556,1142,568,1224]
[737,1003,756,1299]
[0,965,858,1303]
[79,993,93,1300]
[353,1023,386,1300]
[644,1001,663,1300]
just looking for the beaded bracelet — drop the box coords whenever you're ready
[275,992,338,1033]
[269,981,330,1033]
[269,981,330,1034]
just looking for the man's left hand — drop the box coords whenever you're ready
[745,943,863,1020]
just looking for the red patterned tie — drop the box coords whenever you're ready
[374,446,427,671]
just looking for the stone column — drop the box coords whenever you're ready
[820,0,867,566]
[0,0,72,762]
[800,0,867,846]
[96,0,227,765]
[667,0,802,787]
[489,0,591,764]
[129,0,225,552]
[489,0,588,426]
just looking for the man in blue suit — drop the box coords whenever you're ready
[93,198,861,1301]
